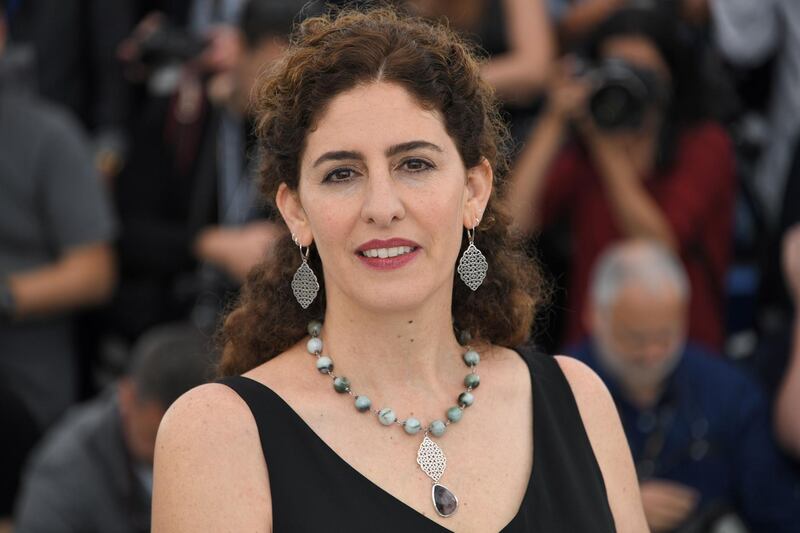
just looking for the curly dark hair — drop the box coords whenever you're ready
[217,6,545,376]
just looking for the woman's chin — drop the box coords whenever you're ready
[340,285,440,315]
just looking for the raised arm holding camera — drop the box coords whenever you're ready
[507,5,735,351]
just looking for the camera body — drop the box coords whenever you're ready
[137,24,209,67]
[578,57,669,131]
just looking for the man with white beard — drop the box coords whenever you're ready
[568,240,799,533]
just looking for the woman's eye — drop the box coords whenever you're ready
[324,168,355,182]
[400,158,434,172]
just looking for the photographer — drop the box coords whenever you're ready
[106,0,307,343]
[118,0,248,89]
[508,5,734,351]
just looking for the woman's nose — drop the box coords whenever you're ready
[360,170,406,227]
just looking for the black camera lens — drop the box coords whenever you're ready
[590,82,645,131]
[585,58,667,131]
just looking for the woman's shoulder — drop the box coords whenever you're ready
[154,381,266,477]
[157,346,306,448]
[162,381,255,428]
[155,347,308,469]
[513,348,614,416]
[552,355,649,532]
[550,354,625,449]
[487,346,607,414]
[152,383,272,532]
[553,354,610,403]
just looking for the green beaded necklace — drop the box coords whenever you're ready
[306,320,480,518]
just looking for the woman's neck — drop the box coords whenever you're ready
[316,287,468,403]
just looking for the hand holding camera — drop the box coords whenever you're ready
[542,59,593,123]
[545,55,670,132]
[118,12,244,83]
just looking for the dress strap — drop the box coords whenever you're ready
[215,375,296,461]
[513,345,617,531]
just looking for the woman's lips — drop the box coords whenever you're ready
[356,238,421,270]
[356,247,420,270]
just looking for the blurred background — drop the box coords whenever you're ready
[0,0,799,531]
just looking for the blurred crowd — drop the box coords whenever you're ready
[0,0,799,532]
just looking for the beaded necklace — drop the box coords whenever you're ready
[305,320,481,518]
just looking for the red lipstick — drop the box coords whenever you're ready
[356,238,420,271]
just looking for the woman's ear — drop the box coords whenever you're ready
[463,157,493,227]
[276,183,312,244]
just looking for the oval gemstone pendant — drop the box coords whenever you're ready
[432,483,458,517]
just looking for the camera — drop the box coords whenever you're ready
[137,23,209,67]
[579,58,669,131]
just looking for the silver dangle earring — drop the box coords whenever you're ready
[457,218,488,291]
[291,237,320,309]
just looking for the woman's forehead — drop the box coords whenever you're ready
[302,82,453,159]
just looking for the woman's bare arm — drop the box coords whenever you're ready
[480,0,554,104]
[556,356,649,532]
[559,0,625,43]
[152,383,272,532]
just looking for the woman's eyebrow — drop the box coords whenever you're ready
[311,141,443,168]
[312,150,364,168]
[385,140,443,157]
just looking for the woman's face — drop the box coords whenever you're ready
[277,81,492,313]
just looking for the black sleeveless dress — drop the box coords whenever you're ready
[218,347,616,532]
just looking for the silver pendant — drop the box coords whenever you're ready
[291,260,319,309]
[417,435,458,517]
[457,242,488,291]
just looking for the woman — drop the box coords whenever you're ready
[508,6,735,352]
[152,8,647,532]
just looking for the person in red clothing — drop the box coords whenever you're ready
[508,5,735,351]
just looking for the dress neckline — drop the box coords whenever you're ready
[238,348,538,532]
